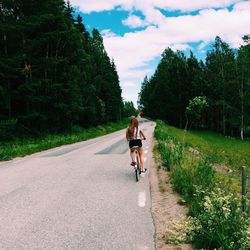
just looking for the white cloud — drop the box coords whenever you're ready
[122,81,136,87]
[122,15,148,28]
[104,5,250,78]
[70,0,243,13]
[69,0,132,13]
[136,0,242,12]
[233,1,250,10]
[101,29,116,38]
[102,3,250,104]
[198,41,209,52]
[69,0,250,105]
[135,4,167,26]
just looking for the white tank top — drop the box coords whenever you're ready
[133,127,142,140]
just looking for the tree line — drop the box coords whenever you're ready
[0,0,124,140]
[139,36,250,139]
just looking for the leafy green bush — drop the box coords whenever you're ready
[155,120,249,249]
[0,119,129,160]
[185,96,208,130]
[171,165,195,200]
[0,119,18,140]
[155,121,184,170]
[194,160,215,189]
[192,188,250,250]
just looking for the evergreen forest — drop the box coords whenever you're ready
[0,0,124,140]
[139,36,250,139]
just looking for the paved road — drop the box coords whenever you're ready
[0,120,156,250]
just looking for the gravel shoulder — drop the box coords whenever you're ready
[149,139,193,250]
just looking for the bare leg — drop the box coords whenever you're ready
[138,147,145,171]
[130,149,135,163]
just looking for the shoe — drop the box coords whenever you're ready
[130,161,136,166]
[141,168,147,173]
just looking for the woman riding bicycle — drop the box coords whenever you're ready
[126,117,147,173]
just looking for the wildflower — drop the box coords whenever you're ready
[169,142,174,151]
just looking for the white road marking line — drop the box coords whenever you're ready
[138,246,150,250]
[144,157,147,162]
[138,191,146,207]
[145,150,148,154]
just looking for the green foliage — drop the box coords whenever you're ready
[123,101,137,117]
[171,165,195,199]
[195,160,215,187]
[139,36,250,138]
[164,190,250,249]
[157,138,184,171]
[155,120,184,170]
[0,119,18,140]
[0,0,123,138]
[155,121,250,172]
[192,188,250,250]
[155,120,250,249]
[186,96,208,114]
[185,96,208,129]
[0,119,129,161]
[170,160,216,211]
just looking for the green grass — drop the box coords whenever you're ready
[154,120,250,249]
[161,123,250,193]
[164,125,250,173]
[155,119,250,204]
[0,119,129,161]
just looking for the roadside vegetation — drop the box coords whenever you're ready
[139,36,250,140]
[155,120,250,250]
[0,119,129,161]
[165,122,250,174]
[0,1,139,162]
[1,1,130,140]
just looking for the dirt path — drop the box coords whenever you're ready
[149,140,193,250]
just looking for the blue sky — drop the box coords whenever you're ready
[70,0,250,106]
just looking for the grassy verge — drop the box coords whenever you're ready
[154,120,250,249]
[165,125,250,172]
[0,119,129,161]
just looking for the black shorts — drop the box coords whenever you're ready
[129,139,142,148]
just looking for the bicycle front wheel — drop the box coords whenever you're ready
[137,155,141,175]
[135,167,139,182]
[135,155,140,182]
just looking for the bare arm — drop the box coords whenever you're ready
[126,129,130,141]
[140,130,146,140]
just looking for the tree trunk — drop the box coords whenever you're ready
[7,80,11,118]
[2,10,11,117]
[54,38,60,82]
[184,116,188,131]
[4,32,7,55]
[45,43,49,79]
[2,7,7,55]
[240,76,244,140]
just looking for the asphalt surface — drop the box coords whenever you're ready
[0,120,156,250]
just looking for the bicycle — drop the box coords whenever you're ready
[132,146,141,182]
